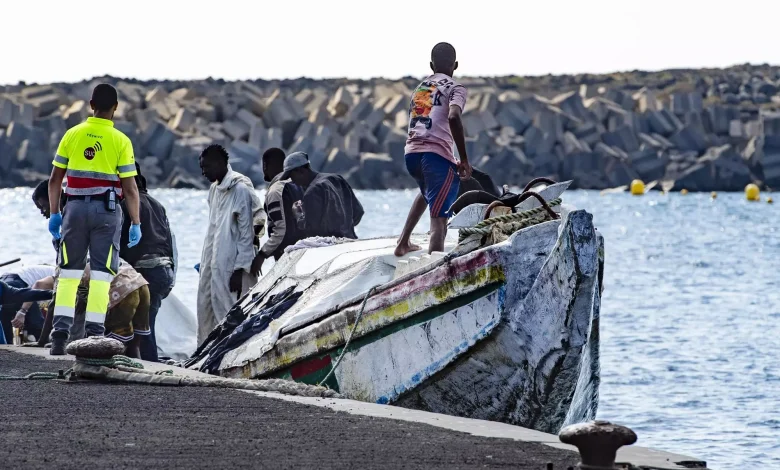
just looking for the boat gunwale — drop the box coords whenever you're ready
[221,250,507,378]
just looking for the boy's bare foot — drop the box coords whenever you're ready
[394,241,422,257]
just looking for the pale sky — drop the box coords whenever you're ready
[3,0,778,85]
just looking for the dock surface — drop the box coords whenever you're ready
[0,348,578,469]
[0,347,707,469]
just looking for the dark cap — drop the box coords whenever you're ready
[280,152,310,179]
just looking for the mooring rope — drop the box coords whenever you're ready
[0,371,68,381]
[458,197,562,242]
[318,285,380,387]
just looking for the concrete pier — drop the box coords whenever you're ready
[0,347,707,469]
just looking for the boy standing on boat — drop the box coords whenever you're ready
[395,42,472,257]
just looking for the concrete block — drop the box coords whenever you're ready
[191,99,218,122]
[304,92,329,115]
[223,119,249,141]
[63,100,88,128]
[141,120,178,159]
[604,89,634,111]
[604,157,639,187]
[145,86,169,104]
[395,110,409,129]
[383,95,407,119]
[116,82,146,107]
[20,85,54,100]
[669,125,709,152]
[602,125,640,152]
[27,93,61,117]
[287,135,312,155]
[169,107,196,133]
[295,89,316,107]
[169,88,197,103]
[633,88,660,113]
[551,91,591,122]
[562,132,591,155]
[169,136,214,175]
[344,98,372,128]
[729,120,743,138]
[495,102,531,134]
[572,122,605,146]
[328,86,354,118]
[321,148,358,174]
[523,125,555,157]
[227,140,260,175]
[359,152,398,187]
[148,98,180,122]
[264,127,283,150]
[0,97,16,127]
[247,121,266,150]
[14,103,34,127]
[646,110,677,136]
[311,125,332,155]
[236,108,263,129]
[744,120,761,138]
[363,108,386,133]
[308,107,333,126]
[669,92,703,115]
[629,148,666,181]
[762,111,780,136]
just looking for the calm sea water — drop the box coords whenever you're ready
[1,187,778,470]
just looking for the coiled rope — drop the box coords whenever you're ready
[458,197,562,242]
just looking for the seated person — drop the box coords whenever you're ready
[0,279,53,345]
[282,152,364,240]
[0,265,55,343]
[72,263,151,358]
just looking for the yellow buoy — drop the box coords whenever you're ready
[630,179,645,196]
[768,197,774,204]
[680,189,688,195]
[745,183,760,201]
[711,191,717,199]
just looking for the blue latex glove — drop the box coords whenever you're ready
[194,263,200,273]
[128,224,142,248]
[49,213,62,240]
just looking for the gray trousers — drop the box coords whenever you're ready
[52,197,122,340]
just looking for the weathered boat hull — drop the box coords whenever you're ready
[226,209,602,432]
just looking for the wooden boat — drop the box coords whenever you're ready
[190,181,603,433]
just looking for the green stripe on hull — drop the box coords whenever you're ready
[272,282,504,391]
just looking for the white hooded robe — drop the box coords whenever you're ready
[197,166,264,344]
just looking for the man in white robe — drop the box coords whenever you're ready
[196,144,264,344]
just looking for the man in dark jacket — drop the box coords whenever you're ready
[282,152,364,240]
[250,148,304,276]
[120,163,175,362]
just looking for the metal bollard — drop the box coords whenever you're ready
[558,420,637,470]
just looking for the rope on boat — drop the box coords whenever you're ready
[458,197,562,242]
[318,285,380,388]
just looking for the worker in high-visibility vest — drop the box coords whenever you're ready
[47,83,142,355]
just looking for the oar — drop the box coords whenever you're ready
[0,258,21,268]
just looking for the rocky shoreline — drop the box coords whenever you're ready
[3,64,780,191]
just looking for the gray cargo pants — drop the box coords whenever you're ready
[52,196,122,340]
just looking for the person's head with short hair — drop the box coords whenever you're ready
[262,147,286,182]
[430,42,458,77]
[90,83,119,119]
[199,144,230,183]
[32,180,51,218]
[280,152,314,188]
